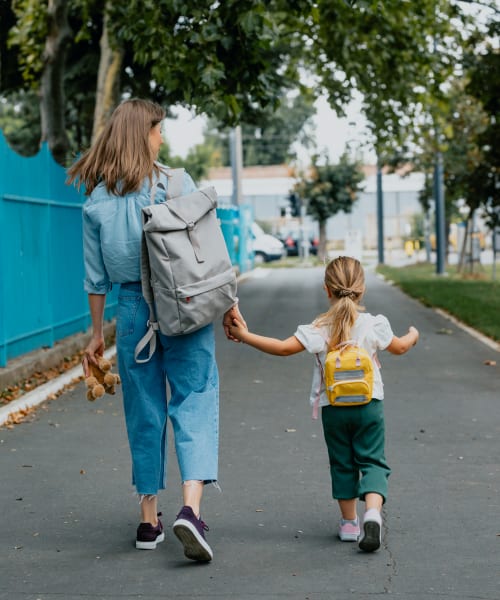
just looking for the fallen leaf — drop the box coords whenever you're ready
[484,360,497,366]
[436,328,453,335]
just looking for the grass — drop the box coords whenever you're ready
[376,262,500,343]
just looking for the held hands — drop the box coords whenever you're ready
[223,304,247,342]
[228,315,248,342]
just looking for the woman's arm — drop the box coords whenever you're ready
[385,326,419,355]
[229,316,305,356]
[82,293,106,376]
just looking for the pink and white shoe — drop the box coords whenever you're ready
[338,517,360,542]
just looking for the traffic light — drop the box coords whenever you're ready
[289,193,301,217]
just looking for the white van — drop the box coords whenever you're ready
[251,222,286,264]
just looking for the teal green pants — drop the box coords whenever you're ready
[321,399,391,503]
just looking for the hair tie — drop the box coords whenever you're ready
[335,288,358,300]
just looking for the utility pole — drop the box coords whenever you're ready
[230,126,243,206]
[376,161,384,265]
[230,125,250,272]
[434,150,446,275]
[432,32,446,276]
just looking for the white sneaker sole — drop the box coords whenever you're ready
[339,531,360,542]
[136,531,165,550]
[173,518,213,562]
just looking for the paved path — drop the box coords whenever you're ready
[1,267,498,600]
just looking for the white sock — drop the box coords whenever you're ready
[364,508,382,524]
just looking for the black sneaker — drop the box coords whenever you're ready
[172,505,213,562]
[136,513,165,550]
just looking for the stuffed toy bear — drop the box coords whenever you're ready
[85,357,121,401]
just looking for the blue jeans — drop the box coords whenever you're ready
[116,282,219,495]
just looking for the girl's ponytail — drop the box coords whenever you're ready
[315,256,366,349]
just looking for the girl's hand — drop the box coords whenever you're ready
[223,304,247,342]
[409,326,419,346]
[228,316,248,342]
[81,336,104,377]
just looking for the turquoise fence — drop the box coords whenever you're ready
[0,131,252,368]
[217,204,254,274]
[0,131,118,368]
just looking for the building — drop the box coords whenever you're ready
[203,164,425,250]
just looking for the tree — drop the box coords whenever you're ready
[308,0,464,158]
[39,0,72,163]
[2,0,495,169]
[158,140,212,185]
[294,153,365,259]
[466,21,500,233]
[0,89,40,155]
[92,2,124,141]
[382,9,500,271]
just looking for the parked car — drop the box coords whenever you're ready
[251,222,286,263]
[280,232,319,256]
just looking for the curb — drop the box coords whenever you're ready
[434,308,500,353]
[0,346,117,427]
[0,321,116,391]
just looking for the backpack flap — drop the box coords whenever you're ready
[142,187,217,263]
[142,187,217,232]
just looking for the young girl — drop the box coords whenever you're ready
[228,256,419,552]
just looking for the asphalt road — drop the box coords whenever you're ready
[1,266,499,600]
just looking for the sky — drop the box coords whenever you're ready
[163,94,378,166]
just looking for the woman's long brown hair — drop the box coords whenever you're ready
[67,98,165,196]
[314,256,366,349]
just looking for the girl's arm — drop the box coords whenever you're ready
[229,317,305,356]
[386,326,419,355]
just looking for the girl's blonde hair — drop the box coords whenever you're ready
[315,256,366,349]
[67,98,165,196]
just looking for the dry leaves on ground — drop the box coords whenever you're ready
[1,351,85,407]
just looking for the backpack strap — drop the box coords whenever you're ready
[312,354,324,420]
[166,168,185,199]
[134,168,187,363]
[134,179,162,363]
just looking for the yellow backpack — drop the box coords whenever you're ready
[323,342,374,407]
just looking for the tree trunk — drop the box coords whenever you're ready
[40,0,71,165]
[318,220,328,262]
[92,5,124,143]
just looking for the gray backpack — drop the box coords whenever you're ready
[134,168,237,363]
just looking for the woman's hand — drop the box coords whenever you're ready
[81,336,105,377]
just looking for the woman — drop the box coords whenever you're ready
[67,98,243,562]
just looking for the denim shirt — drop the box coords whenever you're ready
[82,166,197,294]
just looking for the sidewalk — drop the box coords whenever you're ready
[1,267,499,600]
